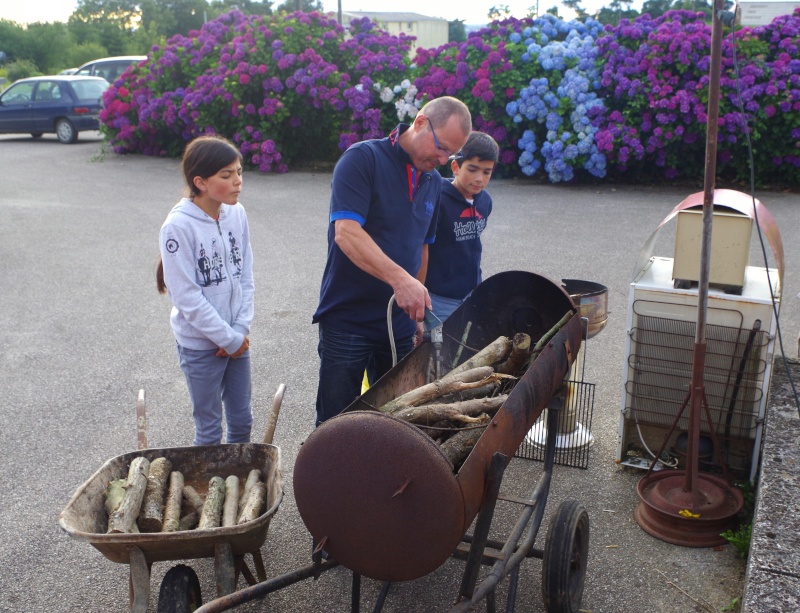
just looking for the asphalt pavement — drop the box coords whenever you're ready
[1,131,798,613]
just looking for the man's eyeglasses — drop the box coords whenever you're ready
[427,117,463,161]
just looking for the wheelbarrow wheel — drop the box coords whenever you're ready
[541,499,590,613]
[157,564,202,613]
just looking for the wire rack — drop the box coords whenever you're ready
[623,308,768,476]
[516,380,596,469]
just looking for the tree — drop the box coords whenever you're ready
[595,0,639,25]
[562,0,588,19]
[19,22,75,73]
[640,0,674,18]
[139,0,208,39]
[449,19,467,43]
[274,0,322,12]
[488,5,511,20]
[208,0,273,18]
[0,20,27,64]
[69,0,140,55]
[546,5,561,17]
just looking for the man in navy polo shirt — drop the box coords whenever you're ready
[313,96,472,426]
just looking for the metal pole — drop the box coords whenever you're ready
[684,0,724,499]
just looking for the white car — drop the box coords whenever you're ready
[75,55,147,83]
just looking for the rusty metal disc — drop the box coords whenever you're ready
[293,410,466,581]
[634,470,743,547]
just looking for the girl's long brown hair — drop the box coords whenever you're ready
[156,135,242,294]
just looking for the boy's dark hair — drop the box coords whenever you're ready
[456,131,499,166]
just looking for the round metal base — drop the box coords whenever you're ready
[526,421,594,450]
[635,470,743,547]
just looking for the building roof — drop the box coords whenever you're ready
[338,11,448,23]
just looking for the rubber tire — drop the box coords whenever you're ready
[157,564,203,613]
[55,118,77,144]
[541,499,590,613]
[30,132,43,138]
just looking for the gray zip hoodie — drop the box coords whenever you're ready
[159,197,254,355]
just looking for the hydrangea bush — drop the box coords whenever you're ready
[100,9,800,183]
[100,10,412,172]
[403,15,608,181]
[594,9,800,183]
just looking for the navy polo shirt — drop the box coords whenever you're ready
[425,178,492,300]
[313,124,442,340]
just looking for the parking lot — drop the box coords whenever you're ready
[2,131,798,612]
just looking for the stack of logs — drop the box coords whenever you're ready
[104,457,267,534]
[375,311,572,472]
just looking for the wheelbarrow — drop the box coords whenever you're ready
[195,270,593,612]
[58,386,286,612]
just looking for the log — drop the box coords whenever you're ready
[138,457,172,533]
[161,471,185,533]
[392,395,507,424]
[237,481,267,524]
[439,416,490,469]
[104,479,127,517]
[107,456,150,534]
[238,469,261,517]
[444,336,512,379]
[183,485,205,515]
[222,475,240,528]
[198,477,226,529]
[523,310,575,370]
[496,333,532,375]
[380,366,496,413]
[441,381,500,403]
[179,512,198,531]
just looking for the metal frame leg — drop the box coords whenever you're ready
[458,452,510,601]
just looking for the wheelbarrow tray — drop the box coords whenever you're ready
[58,443,283,565]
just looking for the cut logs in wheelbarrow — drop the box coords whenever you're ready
[58,383,287,613]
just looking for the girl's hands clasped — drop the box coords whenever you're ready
[216,336,250,359]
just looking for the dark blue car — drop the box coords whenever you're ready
[0,75,109,144]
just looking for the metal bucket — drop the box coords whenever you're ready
[562,279,608,339]
[294,271,581,582]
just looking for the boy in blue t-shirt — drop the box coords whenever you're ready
[423,131,499,322]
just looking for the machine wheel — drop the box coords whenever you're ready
[541,499,590,613]
[55,118,78,144]
[157,564,203,613]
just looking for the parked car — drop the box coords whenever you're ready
[75,55,147,83]
[0,75,109,144]
[59,68,79,75]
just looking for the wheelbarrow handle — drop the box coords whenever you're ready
[136,389,147,451]
[263,383,286,446]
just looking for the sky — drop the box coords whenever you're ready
[1,0,616,27]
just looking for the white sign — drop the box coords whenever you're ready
[737,1,800,26]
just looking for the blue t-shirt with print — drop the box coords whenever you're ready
[313,124,441,340]
[426,178,492,300]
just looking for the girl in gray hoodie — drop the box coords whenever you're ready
[156,135,254,445]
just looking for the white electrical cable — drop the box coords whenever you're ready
[387,294,398,367]
[634,418,679,468]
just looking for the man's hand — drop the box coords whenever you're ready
[391,275,430,323]
[334,219,431,322]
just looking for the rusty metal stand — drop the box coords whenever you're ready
[634,0,744,546]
